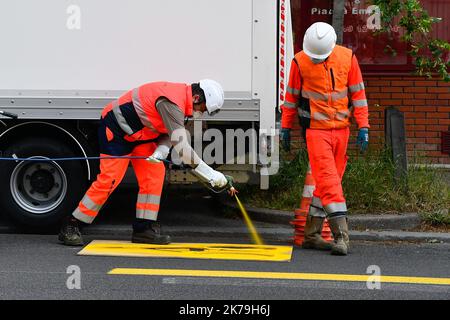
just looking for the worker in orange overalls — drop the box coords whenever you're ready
[59,80,231,246]
[281,22,369,255]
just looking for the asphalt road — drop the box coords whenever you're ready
[0,186,449,301]
[0,232,449,301]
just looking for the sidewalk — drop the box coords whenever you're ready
[0,186,448,244]
[220,199,450,244]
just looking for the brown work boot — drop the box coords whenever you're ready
[328,216,350,256]
[132,222,171,245]
[302,216,332,250]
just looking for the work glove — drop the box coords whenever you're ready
[280,128,291,152]
[146,145,170,164]
[193,161,228,188]
[357,128,369,154]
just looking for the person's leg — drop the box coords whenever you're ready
[130,143,169,244]
[307,129,347,215]
[59,155,130,245]
[59,119,132,246]
[306,128,348,255]
[73,156,130,223]
[301,162,331,250]
[334,127,350,181]
[326,127,351,255]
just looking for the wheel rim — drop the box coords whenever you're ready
[10,157,68,215]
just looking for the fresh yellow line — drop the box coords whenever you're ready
[108,268,450,286]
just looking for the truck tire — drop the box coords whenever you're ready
[0,137,88,230]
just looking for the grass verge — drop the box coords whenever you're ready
[237,149,450,227]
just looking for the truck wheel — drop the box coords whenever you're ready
[0,137,88,229]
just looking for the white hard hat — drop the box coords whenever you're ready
[303,22,337,59]
[199,79,224,115]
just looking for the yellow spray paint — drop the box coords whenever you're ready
[234,195,264,245]
[78,241,292,262]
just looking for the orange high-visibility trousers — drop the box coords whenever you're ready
[72,143,166,224]
[305,127,349,217]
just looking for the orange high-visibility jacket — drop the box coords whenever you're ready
[102,82,193,142]
[281,45,369,130]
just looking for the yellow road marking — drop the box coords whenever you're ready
[78,241,292,262]
[108,268,450,286]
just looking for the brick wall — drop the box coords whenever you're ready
[289,75,450,165]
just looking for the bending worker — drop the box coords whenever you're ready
[281,22,369,255]
[59,80,231,246]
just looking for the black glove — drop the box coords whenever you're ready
[280,128,291,152]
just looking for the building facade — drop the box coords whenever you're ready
[289,0,450,164]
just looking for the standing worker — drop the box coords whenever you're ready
[59,80,232,246]
[281,22,369,255]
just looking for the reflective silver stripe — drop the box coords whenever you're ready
[302,185,315,198]
[136,209,158,221]
[72,208,96,224]
[283,101,297,109]
[80,194,102,212]
[286,86,300,96]
[72,194,102,224]
[302,90,328,101]
[136,194,160,221]
[132,88,158,132]
[137,194,161,206]
[335,110,350,121]
[324,202,347,214]
[331,88,348,101]
[313,112,330,121]
[309,206,326,218]
[311,196,323,209]
[298,109,311,118]
[301,89,347,102]
[349,82,365,93]
[112,100,134,135]
[352,99,368,107]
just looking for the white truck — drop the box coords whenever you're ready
[0,0,294,227]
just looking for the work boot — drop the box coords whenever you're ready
[302,216,332,250]
[132,222,171,245]
[328,215,350,256]
[58,216,84,246]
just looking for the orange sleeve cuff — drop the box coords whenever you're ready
[281,105,297,129]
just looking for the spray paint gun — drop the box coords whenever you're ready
[179,160,238,196]
[199,175,237,196]
[209,175,238,196]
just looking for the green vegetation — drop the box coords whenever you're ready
[237,149,450,226]
[371,0,450,82]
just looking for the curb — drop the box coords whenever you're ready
[348,213,422,231]
[85,225,450,244]
[222,201,422,231]
[1,223,449,244]
[349,230,450,244]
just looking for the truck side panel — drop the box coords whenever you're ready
[0,0,253,93]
